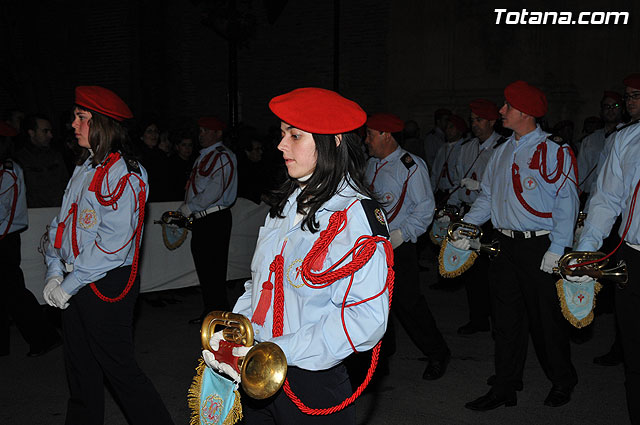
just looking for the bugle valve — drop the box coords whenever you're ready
[447,222,500,258]
[553,251,628,288]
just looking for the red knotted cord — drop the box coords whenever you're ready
[0,169,19,240]
[185,151,235,198]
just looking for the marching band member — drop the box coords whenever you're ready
[1,121,60,357]
[457,81,579,410]
[229,88,391,424]
[43,86,174,425]
[449,99,504,335]
[180,116,238,323]
[364,112,450,380]
[430,114,467,204]
[572,73,640,424]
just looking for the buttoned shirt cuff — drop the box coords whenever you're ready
[179,203,192,217]
[46,262,65,281]
[548,242,566,256]
[60,273,84,296]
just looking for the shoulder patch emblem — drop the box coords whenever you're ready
[216,146,225,153]
[523,175,537,190]
[401,153,416,170]
[361,199,389,238]
[78,208,98,229]
[494,137,507,149]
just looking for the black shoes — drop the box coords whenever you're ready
[27,336,62,357]
[544,385,573,407]
[422,353,450,380]
[593,350,623,366]
[465,390,517,411]
[486,374,523,391]
[457,322,490,335]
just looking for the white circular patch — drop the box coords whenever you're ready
[522,176,537,190]
[382,192,395,204]
[78,209,98,229]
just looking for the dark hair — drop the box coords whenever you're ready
[75,107,133,166]
[268,131,374,233]
[23,114,51,132]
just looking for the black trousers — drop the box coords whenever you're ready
[191,208,232,315]
[489,232,577,397]
[242,364,355,424]
[462,222,493,329]
[0,231,58,354]
[62,267,174,425]
[615,244,640,424]
[390,242,449,360]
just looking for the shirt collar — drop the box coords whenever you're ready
[479,132,499,149]
[199,141,223,155]
[509,125,546,148]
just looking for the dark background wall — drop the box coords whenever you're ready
[1,0,638,137]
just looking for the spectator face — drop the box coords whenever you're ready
[601,97,622,124]
[71,108,92,149]
[142,124,159,148]
[245,140,263,163]
[624,87,640,120]
[470,113,493,140]
[364,128,386,159]
[176,138,193,160]
[278,122,317,179]
[445,121,462,142]
[29,118,53,147]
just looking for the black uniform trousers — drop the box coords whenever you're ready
[390,241,449,360]
[489,232,577,397]
[191,208,232,315]
[615,243,640,424]
[0,231,58,355]
[62,267,174,425]
[461,221,493,329]
[242,364,355,424]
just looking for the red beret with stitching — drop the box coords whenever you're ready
[504,80,548,117]
[469,99,500,121]
[0,121,18,137]
[366,113,405,133]
[449,114,468,133]
[623,74,640,90]
[602,91,623,104]
[198,117,227,131]
[269,87,366,134]
[74,86,133,121]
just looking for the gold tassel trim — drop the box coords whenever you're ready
[224,390,243,425]
[438,239,478,278]
[555,278,602,329]
[162,223,188,250]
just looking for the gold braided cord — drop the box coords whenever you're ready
[438,239,478,278]
[161,223,188,250]
[554,278,603,329]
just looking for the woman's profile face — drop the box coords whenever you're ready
[71,107,92,149]
[278,122,317,179]
[142,123,159,148]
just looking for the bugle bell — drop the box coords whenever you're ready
[154,210,193,230]
[201,311,288,400]
[447,222,500,258]
[553,251,628,288]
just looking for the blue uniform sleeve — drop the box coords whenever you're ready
[463,154,493,226]
[399,162,435,242]
[186,152,234,213]
[548,146,579,254]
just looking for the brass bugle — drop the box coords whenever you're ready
[201,311,288,400]
[553,251,628,288]
[155,210,193,230]
[447,222,500,258]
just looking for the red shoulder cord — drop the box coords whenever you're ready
[253,201,395,416]
[512,141,579,218]
[185,151,235,198]
[385,168,417,222]
[434,144,456,190]
[53,153,146,302]
[0,169,19,240]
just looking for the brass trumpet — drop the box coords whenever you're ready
[447,222,500,258]
[553,251,628,288]
[154,210,193,230]
[201,311,288,400]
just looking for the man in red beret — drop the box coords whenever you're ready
[364,113,451,380]
[449,99,505,336]
[180,116,237,324]
[458,81,579,410]
[423,108,451,171]
[430,114,468,205]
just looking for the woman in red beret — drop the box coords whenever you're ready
[202,88,393,424]
[43,86,174,425]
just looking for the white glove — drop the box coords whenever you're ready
[202,349,242,383]
[389,229,404,249]
[540,250,562,274]
[564,258,593,283]
[436,215,451,224]
[449,229,472,250]
[47,282,71,309]
[208,330,224,351]
[461,178,480,191]
[43,276,63,305]
[178,203,192,217]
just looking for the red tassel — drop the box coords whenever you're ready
[310,246,329,272]
[88,168,104,192]
[251,281,274,326]
[54,222,65,249]
[529,145,542,170]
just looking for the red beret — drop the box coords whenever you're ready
[469,99,499,121]
[74,86,133,121]
[504,80,548,117]
[448,114,468,134]
[602,91,623,104]
[0,121,18,137]
[366,113,404,133]
[198,117,227,131]
[623,74,640,90]
[269,87,366,134]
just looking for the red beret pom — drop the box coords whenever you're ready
[504,80,548,118]
[366,113,404,133]
[469,99,499,121]
[0,121,18,137]
[449,114,468,134]
[623,74,640,90]
[602,91,623,104]
[269,87,366,134]
[198,117,227,131]
[74,86,133,121]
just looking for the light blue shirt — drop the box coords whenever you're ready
[0,160,28,234]
[423,126,446,171]
[449,132,502,206]
[577,122,640,252]
[233,182,390,371]
[577,128,606,194]
[464,126,579,255]
[365,146,435,243]
[430,138,465,192]
[184,141,238,213]
[45,154,148,295]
